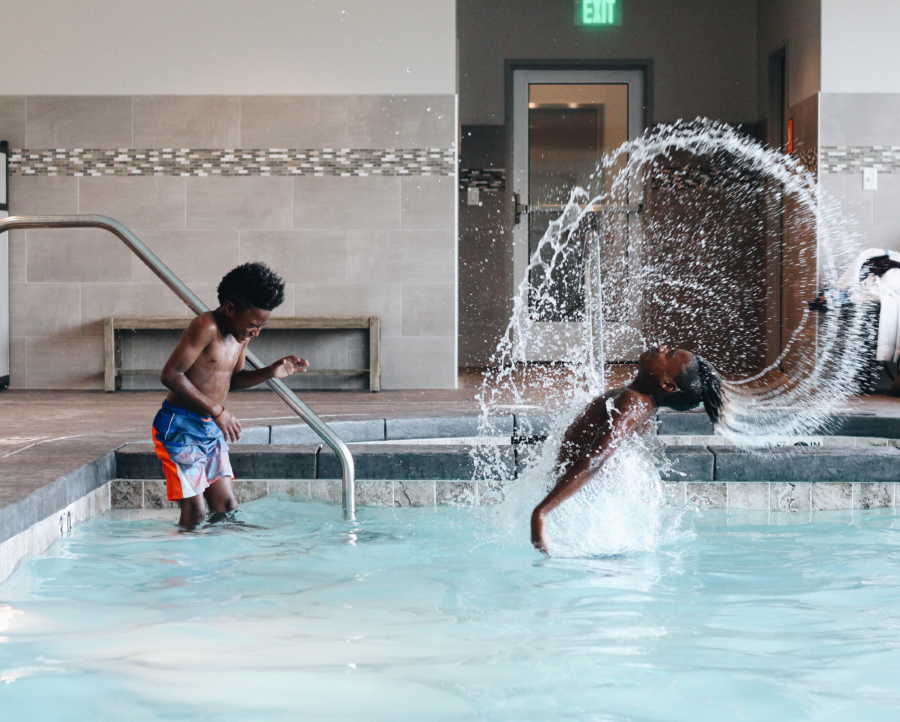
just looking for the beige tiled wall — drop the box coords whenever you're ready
[820,93,900,258]
[1,95,457,389]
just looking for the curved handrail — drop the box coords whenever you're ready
[0,214,356,520]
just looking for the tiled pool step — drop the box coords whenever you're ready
[115,442,900,484]
[108,479,899,511]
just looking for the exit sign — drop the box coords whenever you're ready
[577,0,621,26]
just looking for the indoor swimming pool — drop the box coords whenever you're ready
[2,497,899,721]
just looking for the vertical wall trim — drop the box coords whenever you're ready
[452,92,460,387]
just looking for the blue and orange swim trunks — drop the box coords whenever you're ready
[151,400,234,501]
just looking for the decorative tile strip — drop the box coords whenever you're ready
[8,147,456,177]
[459,167,506,192]
[821,145,900,174]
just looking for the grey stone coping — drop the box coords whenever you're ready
[269,418,386,445]
[117,443,320,479]
[710,445,900,482]
[662,447,715,481]
[514,411,900,440]
[117,443,516,481]
[0,451,115,545]
[114,441,900,484]
[385,415,513,440]
[829,414,900,438]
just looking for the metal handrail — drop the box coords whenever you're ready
[0,214,356,520]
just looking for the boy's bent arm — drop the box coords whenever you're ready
[229,342,270,390]
[230,350,309,390]
[160,315,224,417]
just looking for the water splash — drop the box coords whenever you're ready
[474,118,871,554]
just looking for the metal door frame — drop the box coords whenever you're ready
[505,62,650,360]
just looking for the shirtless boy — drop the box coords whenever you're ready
[531,345,724,553]
[152,262,308,529]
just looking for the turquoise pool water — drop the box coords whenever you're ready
[2,498,900,721]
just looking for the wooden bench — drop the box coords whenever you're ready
[104,316,381,392]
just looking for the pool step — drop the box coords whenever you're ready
[116,441,900,485]
[116,443,517,481]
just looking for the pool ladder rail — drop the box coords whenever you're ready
[0,214,357,521]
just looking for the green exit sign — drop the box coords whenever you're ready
[577,0,621,26]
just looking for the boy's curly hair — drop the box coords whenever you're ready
[217,262,285,311]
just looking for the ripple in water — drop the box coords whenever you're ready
[474,118,870,555]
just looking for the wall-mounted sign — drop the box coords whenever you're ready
[577,0,621,26]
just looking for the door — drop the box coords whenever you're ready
[511,69,645,362]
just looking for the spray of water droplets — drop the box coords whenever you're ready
[473,118,872,555]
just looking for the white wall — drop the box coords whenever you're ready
[1,0,456,94]
[458,0,759,126]
[821,0,900,93]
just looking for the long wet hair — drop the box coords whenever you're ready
[658,356,724,425]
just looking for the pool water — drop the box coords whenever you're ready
[2,498,900,721]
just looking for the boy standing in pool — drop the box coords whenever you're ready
[152,262,309,530]
[531,345,723,553]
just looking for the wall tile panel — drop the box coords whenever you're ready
[8,231,27,282]
[131,230,239,283]
[241,96,350,148]
[9,337,27,388]
[401,176,454,229]
[133,96,241,148]
[10,282,81,338]
[9,175,77,214]
[367,229,453,285]
[291,283,402,336]
[821,93,900,147]
[26,96,132,148]
[78,176,187,229]
[402,284,453,336]
[187,176,293,230]
[381,335,456,388]
[240,230,352,284]
[293,176,401,230]
[347,95,454,148]
[25,336,104,389]
[0,96,27,147]
[27,228,132,282]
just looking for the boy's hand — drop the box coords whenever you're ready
[270,355,310,379]
[214,409,242,442]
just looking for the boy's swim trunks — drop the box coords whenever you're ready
[151,400,234,501]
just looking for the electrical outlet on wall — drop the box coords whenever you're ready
[863,166,878,191]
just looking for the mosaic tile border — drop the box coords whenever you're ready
[8,147,456,177]
[459,167,506,192]
[821,145,900,174]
